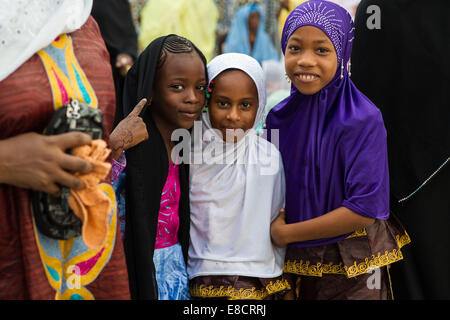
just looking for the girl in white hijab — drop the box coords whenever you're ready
[188,53,289,300]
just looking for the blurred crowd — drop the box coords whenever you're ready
[94,0,361,120]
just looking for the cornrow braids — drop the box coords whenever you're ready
[157,35,207,71]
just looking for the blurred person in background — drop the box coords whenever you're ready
[277,0,308,40]
[326,0,360,19]
[224,3,279,65]
[260,60,290,133]
[92,0,138,118]
[215,0,279,55]
[138,0,218,62]
[128,0,148,35]
[351,0,450,299]
[215,0,246,55]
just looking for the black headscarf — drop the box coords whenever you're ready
[351,0,450,202]
[117,35,206,300]
[351,0,450,299]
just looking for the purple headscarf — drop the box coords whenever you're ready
[266,0,390,248]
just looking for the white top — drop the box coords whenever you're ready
[188,53,286,279]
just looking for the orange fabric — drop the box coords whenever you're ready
[69,140,112,250]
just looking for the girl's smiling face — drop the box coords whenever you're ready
[209,69,258,143]
[151,51,207,132]
[285,25,338,95]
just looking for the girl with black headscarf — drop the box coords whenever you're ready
[111,35,208,300]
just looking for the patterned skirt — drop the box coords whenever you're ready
[190,274,291,300]
[283,212,411,300]
[153,243,191,300]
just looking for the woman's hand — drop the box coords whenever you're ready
[0,131,93,196]
[110,98,149,160]
[271,208,288,248]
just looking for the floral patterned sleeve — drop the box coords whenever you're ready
[111,152,126,185]
[112,151,127,240]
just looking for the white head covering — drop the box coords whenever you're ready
[191,53,266,166]
[0,0,93,82]
[188,53,286,279]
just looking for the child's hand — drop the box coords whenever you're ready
[110,98,149,160]
[271,208,288,248]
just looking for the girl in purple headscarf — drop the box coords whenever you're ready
[266,0,410,300]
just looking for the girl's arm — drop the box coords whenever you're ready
[270,207,375,248]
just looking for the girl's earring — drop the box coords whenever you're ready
[204,81,214,112]
[285,73,291,84]
[340,59,344,79]
[348,61,352,78]
[203,94,209,112]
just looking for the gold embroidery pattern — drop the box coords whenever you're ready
[190,279,291,300]
[345,228,368,239]
[396,232,412,248]
[284,232,411,278]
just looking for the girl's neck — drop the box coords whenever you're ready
[151,112,177,164]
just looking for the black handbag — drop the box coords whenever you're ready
[31,99,104,239]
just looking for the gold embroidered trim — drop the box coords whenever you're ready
[190,279,291,300]
[396,231,412,248]
[345,228,367,239]
[284,231,411,278]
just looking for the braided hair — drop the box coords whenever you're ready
[157,35,207,74]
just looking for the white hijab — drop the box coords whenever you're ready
[0,0,93,82]
[188,53,286,279]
